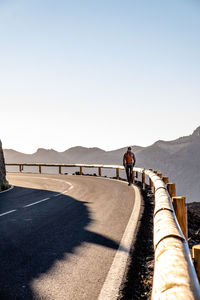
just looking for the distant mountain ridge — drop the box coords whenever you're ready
[3,146,144,165]
[3,126,200,203]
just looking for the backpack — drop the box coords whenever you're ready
[125,152,133,164]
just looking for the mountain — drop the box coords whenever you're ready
[3,146,143,165]
[134,127,200,203]
[3,126,200,202]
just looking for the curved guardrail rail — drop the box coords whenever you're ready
[144,169,200,300]
[5,163,200,299]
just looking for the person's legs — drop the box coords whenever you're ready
[126,164,132,185]
[125,165,129,183]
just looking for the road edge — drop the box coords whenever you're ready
[0,185,14,194]
[98,184,142,300]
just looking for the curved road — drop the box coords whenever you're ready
[0,173,141,300]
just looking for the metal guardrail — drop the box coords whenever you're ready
[5,163,200,299]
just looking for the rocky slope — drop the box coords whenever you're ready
[188,202,200,248]
[3,126,200,202]
[0,140,8,191]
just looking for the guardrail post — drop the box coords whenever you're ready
[162,176,169,184]
[116,168,119,179]
[142,171,145,190]
[39,165,41,174]
[80,166,82,175]
[59,165,62,174]
[172,196,187,239]
[132,170,135,182]
[167,183,176,198]
[148,169,153,190]
[19,165,22,172]
[98,167,101,177]
[192,245,200,282]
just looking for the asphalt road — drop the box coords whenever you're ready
[0,173,139,300]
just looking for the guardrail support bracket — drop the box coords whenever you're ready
[162,176,169,184]
[167,183,176,198]
[192,245,200,282]
[116,168,119,179]
[80,166,82,175]
[132,171,135,182]
[172,196,187,239]
[59,165,62,174]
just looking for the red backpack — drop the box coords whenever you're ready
[125,152,133,164]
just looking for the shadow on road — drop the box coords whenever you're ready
[0,186,120,299]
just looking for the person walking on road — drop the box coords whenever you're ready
[123,146,136,186]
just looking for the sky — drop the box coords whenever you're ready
[0,0,200,153]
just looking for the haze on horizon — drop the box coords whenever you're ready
[0,0,200,154]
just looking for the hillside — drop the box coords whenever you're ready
[3,126,200,202]
[135,127,200,203]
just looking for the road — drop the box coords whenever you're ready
[0,173,141,300]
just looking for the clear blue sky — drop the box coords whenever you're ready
[0,0,200,153]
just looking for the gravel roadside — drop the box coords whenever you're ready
[118,182,154,300]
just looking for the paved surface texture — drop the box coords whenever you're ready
[0,173,139,300]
